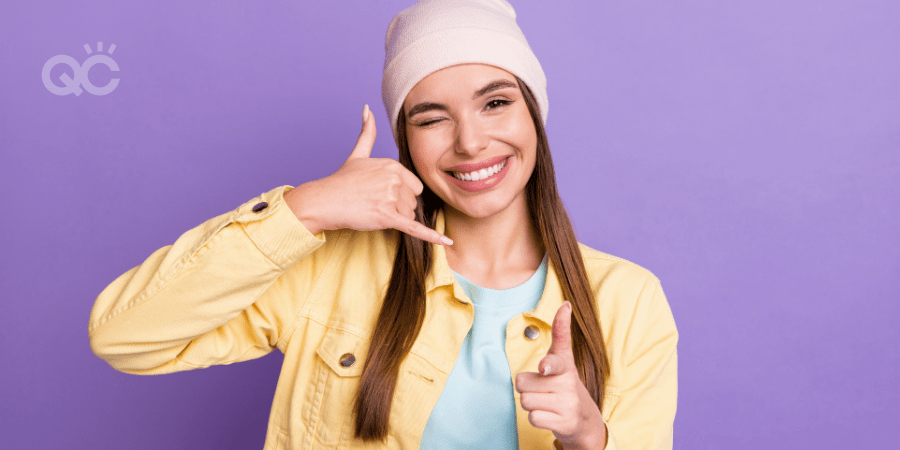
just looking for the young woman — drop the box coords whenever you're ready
[88,1,678,449]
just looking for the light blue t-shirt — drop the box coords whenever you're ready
[420,254,548,450]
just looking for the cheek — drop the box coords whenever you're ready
[407,133,446,177]
[499,105,534,139]
[502,110,538,162]
[411,153,428,179]
[405,131,425,172]
[408,146,437,182]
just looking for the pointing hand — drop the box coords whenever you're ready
[514,301,608,450]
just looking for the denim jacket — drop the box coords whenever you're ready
[89,185,678,450]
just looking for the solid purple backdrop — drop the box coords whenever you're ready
[1,0,897,448]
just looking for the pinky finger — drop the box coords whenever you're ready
[392,214,453,246]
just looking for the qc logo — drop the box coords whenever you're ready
[42,42,119,96]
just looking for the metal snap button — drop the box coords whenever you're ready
[524,325,540,340]
[252,202,268,213]
[339,353,356,368]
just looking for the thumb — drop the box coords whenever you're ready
[348,104,376,159]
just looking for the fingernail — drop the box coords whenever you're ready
[362,104,369,123]
[542,365,551,376]
[440,236,454,246]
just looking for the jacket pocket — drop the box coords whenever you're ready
[309,326,370,447]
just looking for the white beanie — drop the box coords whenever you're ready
[381,0,549,148]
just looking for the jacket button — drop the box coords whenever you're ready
[524,325,540,340]
[339,353,356,368]
[252,202,268,213]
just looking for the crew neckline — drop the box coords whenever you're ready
[450,254,548,309]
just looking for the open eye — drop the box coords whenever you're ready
[486,99,512,110]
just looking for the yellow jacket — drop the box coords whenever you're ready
[89,185,678,450]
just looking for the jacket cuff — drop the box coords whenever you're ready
[235,185,326,269]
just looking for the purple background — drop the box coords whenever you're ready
[1,0,897,448]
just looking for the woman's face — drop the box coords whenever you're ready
[403,63,538,220]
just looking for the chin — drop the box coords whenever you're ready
[445,191,520,220]
[452,205,499,220]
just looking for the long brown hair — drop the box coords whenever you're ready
[352,75,611,441]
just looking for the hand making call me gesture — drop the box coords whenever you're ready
[516,301,609,450]
[284,105,454,246]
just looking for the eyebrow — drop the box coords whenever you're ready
[406,79,519,120]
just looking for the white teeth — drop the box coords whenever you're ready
[452,158,507,181]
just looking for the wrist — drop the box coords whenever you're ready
[563,417,607,450]
[284,181,327,235]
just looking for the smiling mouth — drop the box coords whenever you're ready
[445,157,509,181]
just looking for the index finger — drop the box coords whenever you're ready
[390,212,453,246]
[547,301,573,357]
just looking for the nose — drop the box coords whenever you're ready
[454,111,489,157]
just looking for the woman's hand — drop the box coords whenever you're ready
[284,104,453,246]
[515,301,608,450]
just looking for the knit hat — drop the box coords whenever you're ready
[381,0,548,148]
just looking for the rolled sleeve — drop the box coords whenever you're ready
[88,185,332,374]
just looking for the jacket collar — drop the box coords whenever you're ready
[425,208,566,328]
